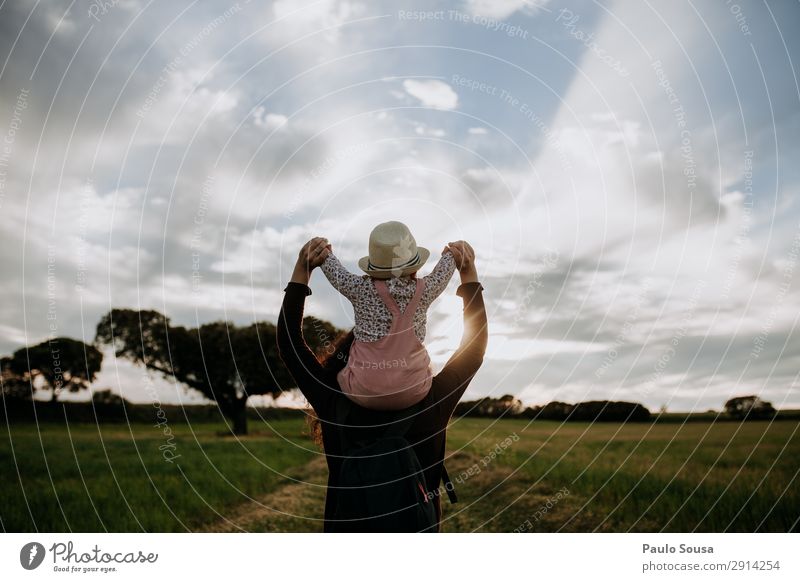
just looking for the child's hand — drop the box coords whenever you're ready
[446,240,478,283]
[298,237,330,271]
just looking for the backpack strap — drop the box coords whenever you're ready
[441,464,458,504]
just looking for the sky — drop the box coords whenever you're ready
[0,0,798,411]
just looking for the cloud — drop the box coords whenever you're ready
[253,106,288,131]
[402,79,459,110]
[270,0,367,45]
[463,0,551,20]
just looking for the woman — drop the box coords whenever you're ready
[276,237,488,532]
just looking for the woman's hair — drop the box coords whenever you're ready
[319,328,355,372]
[304,328,355,448]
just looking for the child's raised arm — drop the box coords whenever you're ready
[319,252,366,302]
[421,249,456,306]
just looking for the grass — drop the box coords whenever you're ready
[0,420,315,532]
[1,417,798,532]
[441,418,800,532]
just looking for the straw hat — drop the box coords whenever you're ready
[358,221,430,279]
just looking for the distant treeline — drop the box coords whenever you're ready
[454,395,652,422]
[3,393,793,428]
[454,394,790,422]
[0,396,305,427]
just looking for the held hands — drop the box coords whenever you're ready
[300,237,331,270]
[291,237,331,284]
[444,240,478,284]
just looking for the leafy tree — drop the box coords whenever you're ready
[532,401,574,419]
[1,356,32,400]
[571,400,651,422]
[724,395,776,420]
[91,388,130,407]
[2,338,102,402]
[95,308,342,435]
[455,394,524,417]
[523,400,651,422]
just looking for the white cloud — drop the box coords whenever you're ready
[134,68,240,144]
[271,0,366,45]
[253,106,288,131]
[463,0,551,20]
[413,122,446,137]
[402,79,459,110]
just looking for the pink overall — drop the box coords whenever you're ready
[337,278,433,410]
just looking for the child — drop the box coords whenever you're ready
[320,221,456,410]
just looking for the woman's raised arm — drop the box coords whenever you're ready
[434,241,488,415]
[276,238,333,411]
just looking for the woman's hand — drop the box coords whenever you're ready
[290,237,331,285]
[446,240,478,284]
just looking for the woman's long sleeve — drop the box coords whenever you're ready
[276,282,311,355]
[276,282,330,411]
[434,281,488,416]
[453,281,488,374]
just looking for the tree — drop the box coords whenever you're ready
[2,338,102,402]
[95,308,342,435]
[571,400,651,422]
[524,400,651,422]
[536,401,574,420]
[91,388,129,407]
[1,356,32,400]
[455,394,524,417]
[724,395,776,420]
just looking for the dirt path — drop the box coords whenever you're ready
[196,450,613,532]
[196,456,329,533]
[439,451,599,532]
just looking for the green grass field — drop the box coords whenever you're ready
[1,417,798,532]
